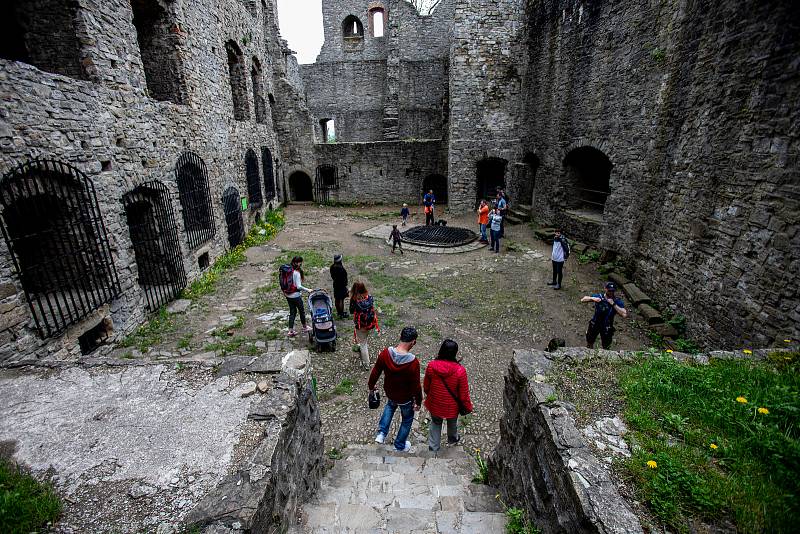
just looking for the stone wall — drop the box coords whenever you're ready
[521,0,800,348]
[0,0,313,361]
[314,140,447,203]
[490,348,643,534]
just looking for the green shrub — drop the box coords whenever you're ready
[0,460,61,534]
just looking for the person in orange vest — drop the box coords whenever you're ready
[477,199,489,243]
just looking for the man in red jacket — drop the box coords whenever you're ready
[368,326,422,452]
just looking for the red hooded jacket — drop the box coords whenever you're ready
[368,347,422,405]
[423,359,473,419]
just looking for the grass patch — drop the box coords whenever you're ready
[204,335,257,356]
[366,271,449,309]
[177,334,193,350]
[210,316,245,337]
[183,210,284,300]
[119,307,176,353]
[0,459,62,534]
[577,250,601,265]
[273,249,328,270]
[319,378,356,402]
[256,327,282,341]
[620,353,800,533]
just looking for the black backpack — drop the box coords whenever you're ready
[353,296,376,330]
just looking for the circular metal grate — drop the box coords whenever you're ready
[401,226,478,248]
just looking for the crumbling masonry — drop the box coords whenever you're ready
[0,0,797,360]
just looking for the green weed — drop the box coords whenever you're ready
[119,307,176,353]
[0,460,62,534]
[177,334,193,350]
[273,249,328,270]
[472,448,489,484]
[577,251,601,265]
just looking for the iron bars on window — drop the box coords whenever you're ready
[175,152,215,248]
[262,146,275,202]
[222,186,245,248]
[245,148,263,209]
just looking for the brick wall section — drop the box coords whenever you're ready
[0,0,308,361]
[522,0,800,347]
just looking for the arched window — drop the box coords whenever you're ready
[251,58,267,124]
[123,181,187,311]
[0,160,120,338]
[245,149,263,209]
[261,147,276,202]
[342,15,364,39]
[1,0,86,79]
[225,41,250,121]
[563,147,612,214]
[222,187,245,248]
[130,0,187,104]
[175,152,215,248]
[370,8,385,38]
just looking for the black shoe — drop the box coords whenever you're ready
[447,436,461,445]
[553,285,561,290]
[547,282,556,286]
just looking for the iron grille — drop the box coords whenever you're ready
[245,149,263,209]
[401,226,478,248]
[123,181,187,312]
[222,186,245,248]
[0,159,121,338]
[317,165,339,189]
[313,172,329,204]
[175,152,215,248]
[261,147,275,202]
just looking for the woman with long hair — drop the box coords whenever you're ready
[349,281,378,369]
[423,339,474,451]
[280,256,312,337]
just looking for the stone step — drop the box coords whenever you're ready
[504,213,523,225]
[291,507,507,533]
[507,207,530,222]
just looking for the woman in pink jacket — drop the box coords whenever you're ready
[423,339,474,451]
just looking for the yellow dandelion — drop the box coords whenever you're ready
[646,460,658,469]
[784,339,792,343]
[758,407,769,415]
[736,396,748,404]
[743,349,753,355]
[665,349,673,353]
[709,443,718,450]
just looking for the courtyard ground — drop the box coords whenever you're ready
[112,204,651,454]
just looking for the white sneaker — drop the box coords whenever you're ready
[374,432,385,444]
[399,441,413,453]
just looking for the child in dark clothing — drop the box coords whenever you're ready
[400,203,410,226]
[390,225,403,254]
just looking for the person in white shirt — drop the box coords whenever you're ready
[547,229,570,290]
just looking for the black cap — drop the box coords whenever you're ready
[400,326,418,343]
[605,281,617,291]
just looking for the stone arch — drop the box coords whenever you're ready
[562,146,613,214]
[342,15,364,38]
[288,171,314,202]
[225,40,249,121]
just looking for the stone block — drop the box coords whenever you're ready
[651,323,679,338]
[637,303,664,325]
[166,299,191,314]
[607,272,630,288]
[622,283,651,306]
[0,283,17,300]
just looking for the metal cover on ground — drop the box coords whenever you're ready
[401,226,478,248]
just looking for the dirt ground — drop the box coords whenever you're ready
[113,204,651,454]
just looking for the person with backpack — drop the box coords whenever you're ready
[581,281,628,349]
[548,229,570,290]
[368,326,422,453]
[280,256,313,337]
[390,224,403,254]
[423,339,473,452]
[329,254,348,319]
[349,281,379,368]
[423,189,436,226]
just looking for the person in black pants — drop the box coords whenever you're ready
[547,229,570,290]
[329,254,349,318]
[390,225,404,254]
[581,282,628,349]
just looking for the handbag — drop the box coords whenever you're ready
[368,390,381,409]
[438,373,471,416]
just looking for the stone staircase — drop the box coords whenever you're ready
[290,444,506,533]
[506,203,531,225]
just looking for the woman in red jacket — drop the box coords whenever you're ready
[423,339,474,451]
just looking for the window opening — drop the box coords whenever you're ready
[476,158,507,203]
[222,187,245,248]
[342,15,364,38]
[288,172,313,202]
[198,252,210,270]
[320,119,336,143]
[0,159,121,338]
[78,317,114,355]
[317,165,338,188]
[261,147,276,202]
[175,152,215,248]
[226,41,250,121]
[251,58,267,123]
[130,0,187,104]
[1,0,86,79]
[123,181,187,312]
[245,149,263,209]
[563,147,611,214]
[371,9,385,37]
[422,174,448,204]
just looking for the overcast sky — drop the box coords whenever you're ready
[276,0,324,64]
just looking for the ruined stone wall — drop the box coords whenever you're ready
[523,0,800,348]
[314,140,447,203]
[0,0,307,361]
[447,0,528,211]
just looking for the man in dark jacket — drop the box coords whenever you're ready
[368,326,422,452]
[329,255,349,318]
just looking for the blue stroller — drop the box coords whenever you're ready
[308,289,337,352]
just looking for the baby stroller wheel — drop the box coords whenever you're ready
[330,340,336,352]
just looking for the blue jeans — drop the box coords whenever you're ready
[378,399,415,450]
[490,229,501,252]
[479,223,487,241]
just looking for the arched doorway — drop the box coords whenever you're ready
[476,158,507,203]
[289,171,313,202]
[222,186,244,248]
[422,174,448,204]
[563,147,612,213]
